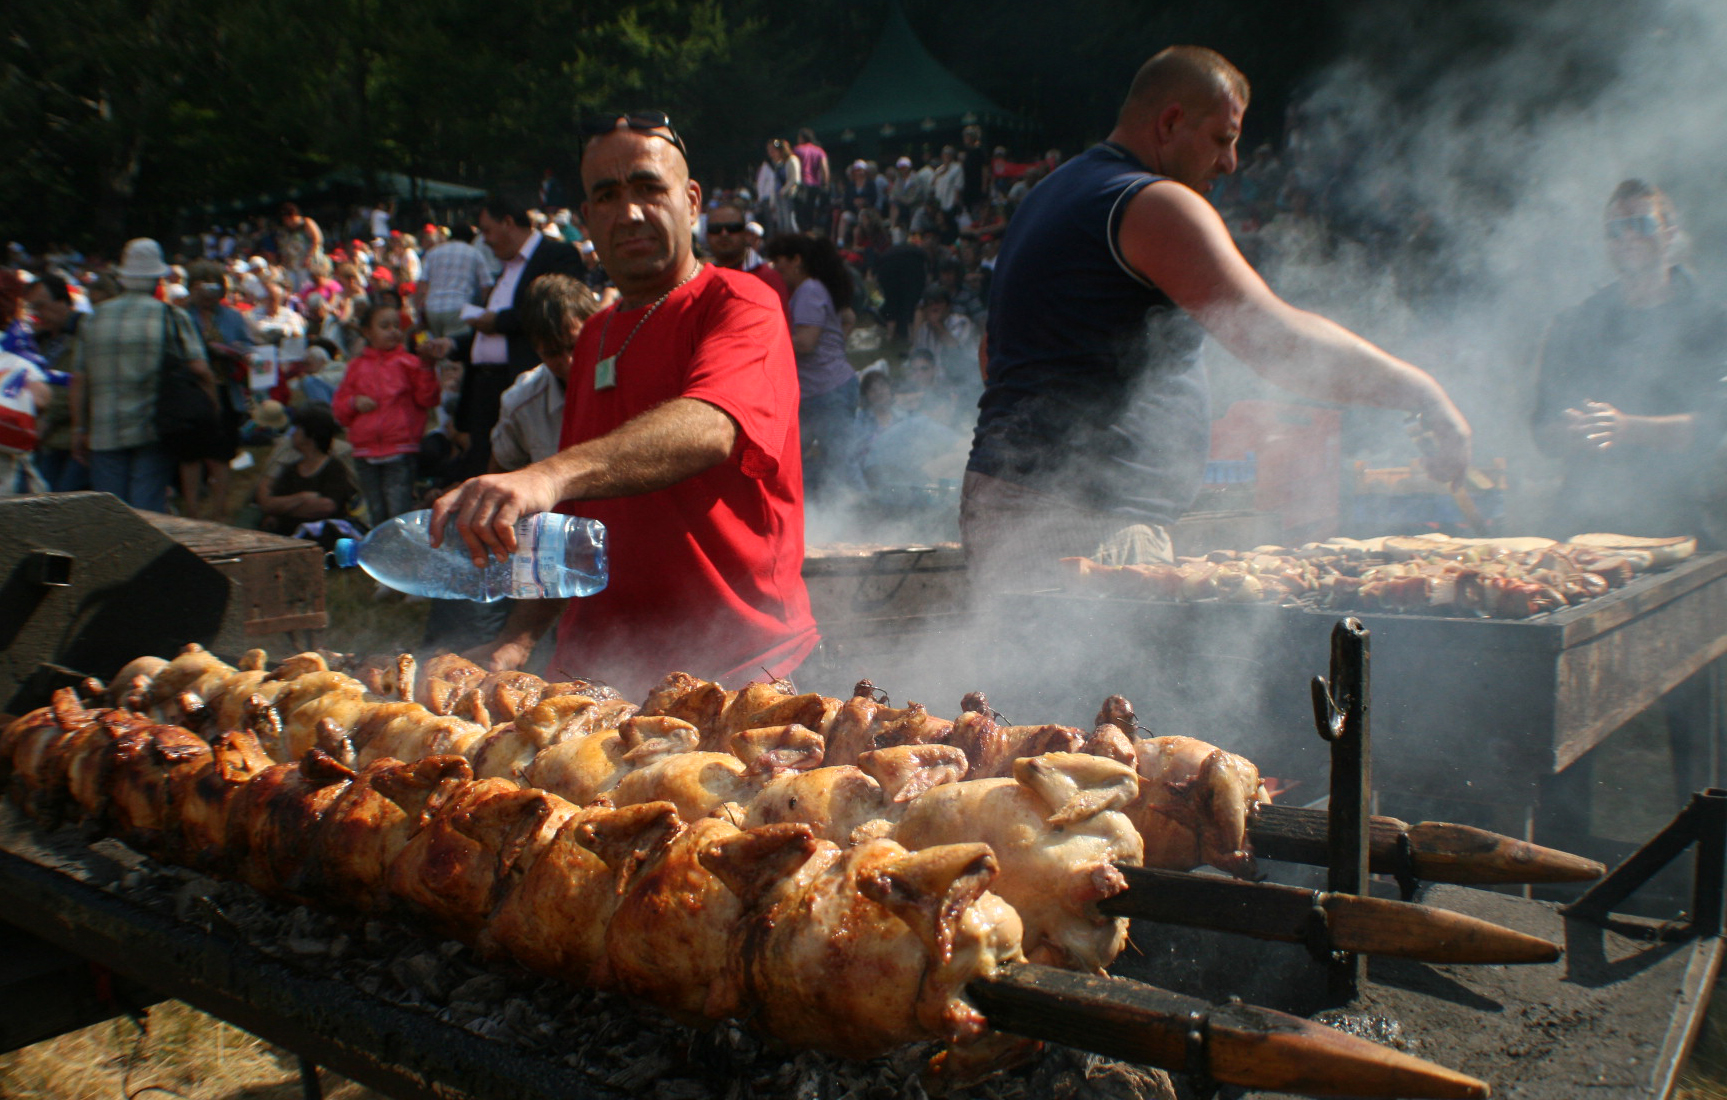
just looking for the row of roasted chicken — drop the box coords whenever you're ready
[3,689,1047,1085]
[9,645,1271,978]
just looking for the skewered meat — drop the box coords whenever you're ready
[0,669,1286,1090]
[107,720,214,855]
[224,749,355,904]
[314,754,473,912]
[1128,737,1268,876]
[948,692,1085,779]
[387,777,579,938]
[469,693,636,782]
[703,830,1026,1061]
[1063,531,1690,619]
[525,715,700,806]
[604,815,756,1023]
[607,725,824,823]
[735,744,970,844]
[174,727,277,873]
[641,671,730,731]
[483,799,682,984]
[89,648,1276,891]
[892,753,1143,972]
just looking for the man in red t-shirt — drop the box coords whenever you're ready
[430,114,817,697]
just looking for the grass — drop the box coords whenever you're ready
[0,1001,386,1100]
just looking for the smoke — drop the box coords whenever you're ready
[1216,0,1727,513]
[785,1,1727,825]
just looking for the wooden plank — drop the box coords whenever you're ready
[135,513,328,637]
[1552,571,1727,769]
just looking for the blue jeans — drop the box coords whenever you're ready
[800,374,860,501]
[357,454,418,525]
[89,443,175,513]
[34,447,91,492]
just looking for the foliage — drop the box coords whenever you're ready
[3,0,1343,250]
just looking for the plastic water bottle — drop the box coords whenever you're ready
[332,510,608,602]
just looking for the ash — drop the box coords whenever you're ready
[1311,1009,1407,1050]
[50,825,1175,1100]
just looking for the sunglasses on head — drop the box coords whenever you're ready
[581,110,688,162]
[708,222,747,234]
[1606,214,1660,239]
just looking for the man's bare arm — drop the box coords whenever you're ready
[429,396,738,566]
[1118,182,1471,482]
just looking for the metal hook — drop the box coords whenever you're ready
[1311,675,1345,742]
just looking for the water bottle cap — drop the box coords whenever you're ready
[332,538,359,569]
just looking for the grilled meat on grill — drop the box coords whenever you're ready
[892,752,1142,972]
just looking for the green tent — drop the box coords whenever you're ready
[806,5,1026,150]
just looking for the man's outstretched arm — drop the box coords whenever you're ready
[429,396,738,567]
[1118,182,1472,483]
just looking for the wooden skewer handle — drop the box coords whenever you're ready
[967,963,1490,1098]
[1248,804,1605,885]
[1101,866,1560,965]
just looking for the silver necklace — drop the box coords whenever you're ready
[593,262,702,390]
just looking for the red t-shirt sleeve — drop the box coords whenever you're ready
[680,283,798,481]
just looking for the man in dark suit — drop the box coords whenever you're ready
[438,195,586,478]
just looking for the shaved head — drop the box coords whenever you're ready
[1119,45,1250,124]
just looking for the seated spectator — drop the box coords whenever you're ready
[853,365,896,473]
[298,255,343,310]
[296,342,345,406]
[862,374,968,494]
[256,404,359,535]
[249,277,307,350]
[910,287,980,394]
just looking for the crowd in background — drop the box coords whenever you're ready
[0,105,1396,546]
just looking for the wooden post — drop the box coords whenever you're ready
[1311,617,1371,1001]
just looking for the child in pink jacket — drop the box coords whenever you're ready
[333,302,439,524]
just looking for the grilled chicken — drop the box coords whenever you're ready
[174,727,278,874]
[526,715,700,807]
[224,749,355,904]
[737,744,970,844]
[703,829,1025,1060]
[483,800,682,984]
[604,815,754,1023]
[1127,736,1269,876]
[893,752,1143,972]
[947,692,1086,779]
[387,777,578,938]
[315,754,473,912]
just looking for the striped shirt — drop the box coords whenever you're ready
[419,240,493,315]
[71,291,206,450]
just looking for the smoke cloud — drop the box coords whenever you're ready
[1217,0,1727,513]
[798,0,1727,814]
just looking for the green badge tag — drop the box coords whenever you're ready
[594,355,617,391]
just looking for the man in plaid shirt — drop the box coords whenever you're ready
[70,238,212,513]
[415,224,494,338]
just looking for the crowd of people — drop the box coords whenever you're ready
[0,125,1038,535]
[0,78,1705,563]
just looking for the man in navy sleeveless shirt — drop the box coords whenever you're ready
[963,46,1472,594]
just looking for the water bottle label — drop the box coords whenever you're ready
[511,517,545,599]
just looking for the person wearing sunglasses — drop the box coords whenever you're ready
[430,110,817,697]
[704,199,790,311]
[1531,179,1727,542]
